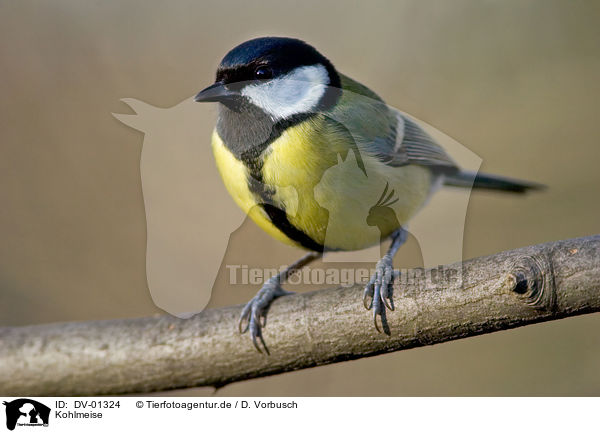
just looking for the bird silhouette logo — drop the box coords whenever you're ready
[367,183,400,243]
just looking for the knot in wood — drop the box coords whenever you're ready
[508,254,556,311]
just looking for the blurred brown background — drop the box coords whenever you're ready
[1,0,599,395]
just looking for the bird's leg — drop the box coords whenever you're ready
[363,227,408,332]
[239,251,322,353]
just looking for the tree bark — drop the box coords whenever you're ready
[0,235,598,396]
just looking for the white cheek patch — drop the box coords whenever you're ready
[241,64,330,120]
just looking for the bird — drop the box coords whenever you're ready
[194,36,543,353]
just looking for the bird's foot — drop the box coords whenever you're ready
[239,276,293,354]
[363,254,395,333]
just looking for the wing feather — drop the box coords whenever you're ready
[331,74,458,173]
[384,111,458,171]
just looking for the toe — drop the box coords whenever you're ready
[249,322,269,354]
[238,302,252,334]
[372,288,383,333]
[363,284,374,310]
[238,278,293,353]
[380,267,394,310]
[373,308,382,333]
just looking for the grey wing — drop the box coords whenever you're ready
[370,110,459,173]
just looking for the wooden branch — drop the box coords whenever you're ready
[0,235,598,396]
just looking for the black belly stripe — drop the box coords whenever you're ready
[260,203,325,252]
[245,169,324,252]
[216,103,336,253]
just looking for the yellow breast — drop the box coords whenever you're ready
[211,129,302,249]
[211,119,433,251]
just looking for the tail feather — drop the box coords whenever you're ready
[444,170,545,193]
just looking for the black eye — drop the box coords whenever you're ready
[254,66,273,80]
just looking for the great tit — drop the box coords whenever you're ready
[195,36,542,352]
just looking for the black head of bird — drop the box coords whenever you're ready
[194,36,341,117]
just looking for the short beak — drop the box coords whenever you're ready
[194,82,239,103]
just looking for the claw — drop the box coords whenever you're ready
[363,287,373,310]
[258,333,269,355]
[365,255,397,332]
[372,292,382,333]
[238,303,251,334]
[381,296,393,311]
[373,310,382,333]
[237,277,293,354]
[252,333,271,355]
[250,327,263,353]
[260,311,267,328]
[249,307,262,352]
[238,318,249,334]
[249,310,270,354]
[252,337,262,353]
[380,269,395,311]
[250,328,264,354]
[363,228,407,332]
